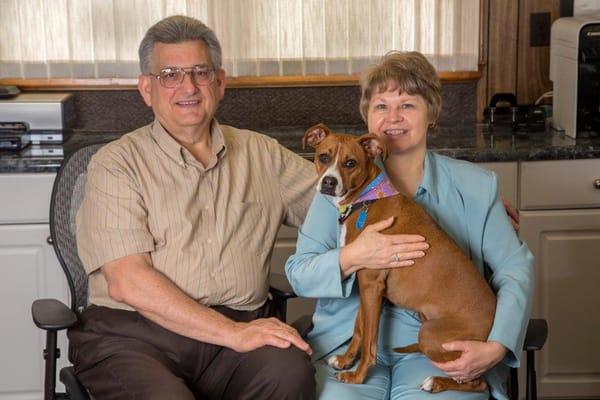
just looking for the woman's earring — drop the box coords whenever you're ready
[428,121,437,129]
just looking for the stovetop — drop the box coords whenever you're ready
[0,125,69,156]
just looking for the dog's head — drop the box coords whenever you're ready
[303,123,384,202]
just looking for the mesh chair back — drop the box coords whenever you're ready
[49,143,105,313]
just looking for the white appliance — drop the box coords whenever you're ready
[0,93,74,144]
[550,15,600,138]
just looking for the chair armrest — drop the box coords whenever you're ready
[523,318,548,351]
[32,298,77,331]
[269,272,297,300]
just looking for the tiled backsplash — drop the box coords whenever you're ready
[70,81,476,133]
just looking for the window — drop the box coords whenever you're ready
[0,0,479,79]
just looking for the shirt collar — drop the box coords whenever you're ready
[417,151,439,202]
[150,119,227,169]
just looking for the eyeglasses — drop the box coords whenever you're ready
[148,66,215,88]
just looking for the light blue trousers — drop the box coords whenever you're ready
[314,306,491,400]
[315,350,490,400]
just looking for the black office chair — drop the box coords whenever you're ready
[31,143,299,400]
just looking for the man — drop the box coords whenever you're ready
[73,15,317,400]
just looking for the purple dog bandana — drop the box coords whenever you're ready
[338,171,399,229]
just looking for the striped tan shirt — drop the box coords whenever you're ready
[76,120,317,311]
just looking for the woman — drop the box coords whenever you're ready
[285,51,533,400]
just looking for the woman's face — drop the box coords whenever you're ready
[367,88,430,156]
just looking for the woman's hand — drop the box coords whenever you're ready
[502,198,519,231]
[339,216,429,278]
[431,340,507,382]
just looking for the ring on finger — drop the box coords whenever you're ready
[392,253,400,262]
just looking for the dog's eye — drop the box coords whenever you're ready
[343,159,357,168]
[318,154,331,164]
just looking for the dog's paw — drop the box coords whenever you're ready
[420,376,435,392]
[419,376,447,393]
[327,355,343,369]
[336,370,365,384]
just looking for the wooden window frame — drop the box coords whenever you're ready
[0,70,479,91]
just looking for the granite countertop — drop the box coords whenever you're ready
[266,124,600,162]
[1,124,600,174]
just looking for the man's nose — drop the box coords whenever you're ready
[181,71,199,92]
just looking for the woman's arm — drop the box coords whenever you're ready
[432,172,533,380]
[285,193,353,298]
[483,175,534,366]
[285,192,429,297]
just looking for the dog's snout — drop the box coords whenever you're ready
[322,176,338,190]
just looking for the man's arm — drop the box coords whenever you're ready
[102,252,311,354]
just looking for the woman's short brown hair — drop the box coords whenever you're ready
[359,51,442,124]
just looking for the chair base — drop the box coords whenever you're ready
[60,367,90,400]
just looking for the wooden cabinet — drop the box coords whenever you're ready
[519,159,600,399]
[0,174,70,400]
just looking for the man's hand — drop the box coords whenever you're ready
[503,199,519,231]
[230,317,312,355]
[431,340,507,382]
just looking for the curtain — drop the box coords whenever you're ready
[0,0,479,79]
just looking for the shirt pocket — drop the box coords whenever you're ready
[223,201,271,259]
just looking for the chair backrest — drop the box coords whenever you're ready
[49,143,105,313]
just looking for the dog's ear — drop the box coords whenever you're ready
[303,123,331,149]
[358,133,384,158]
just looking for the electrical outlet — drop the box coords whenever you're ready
[530,12,551,47]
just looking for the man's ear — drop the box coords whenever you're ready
[302,123,331,149]
[137,75,152,107]
[214,68,226,100]
[357,133,384,158]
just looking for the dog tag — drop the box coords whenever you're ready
[356,208,368,230]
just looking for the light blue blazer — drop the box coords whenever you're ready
[285,151,534,400]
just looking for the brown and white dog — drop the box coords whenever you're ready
[303,123,496,393]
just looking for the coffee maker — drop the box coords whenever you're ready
[550,15,600,138]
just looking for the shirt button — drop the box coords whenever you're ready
[204,205,210,211]
[210,271,216,278]
[207,238,212,244]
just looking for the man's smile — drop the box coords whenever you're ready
[175,99,201,106]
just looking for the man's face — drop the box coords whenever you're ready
[138,40,226,136]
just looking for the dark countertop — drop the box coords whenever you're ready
[1,124,600,174]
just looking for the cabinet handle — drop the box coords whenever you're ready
[46,236,54,245]
[595,179,600,190]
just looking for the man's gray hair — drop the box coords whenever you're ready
[138,15,222,74]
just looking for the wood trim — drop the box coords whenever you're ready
[0,71,480,91]
[516,0,561,104]
[487,0,519,100]
[476,0,490,122]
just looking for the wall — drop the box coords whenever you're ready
[66,81,477,134]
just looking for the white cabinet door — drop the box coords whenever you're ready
[520,209,600,399]
[0,224,70,400]
[478,162,518,207]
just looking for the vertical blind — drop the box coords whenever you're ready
[0,0,479,79]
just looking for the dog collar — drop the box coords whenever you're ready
[338,171,399,229]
